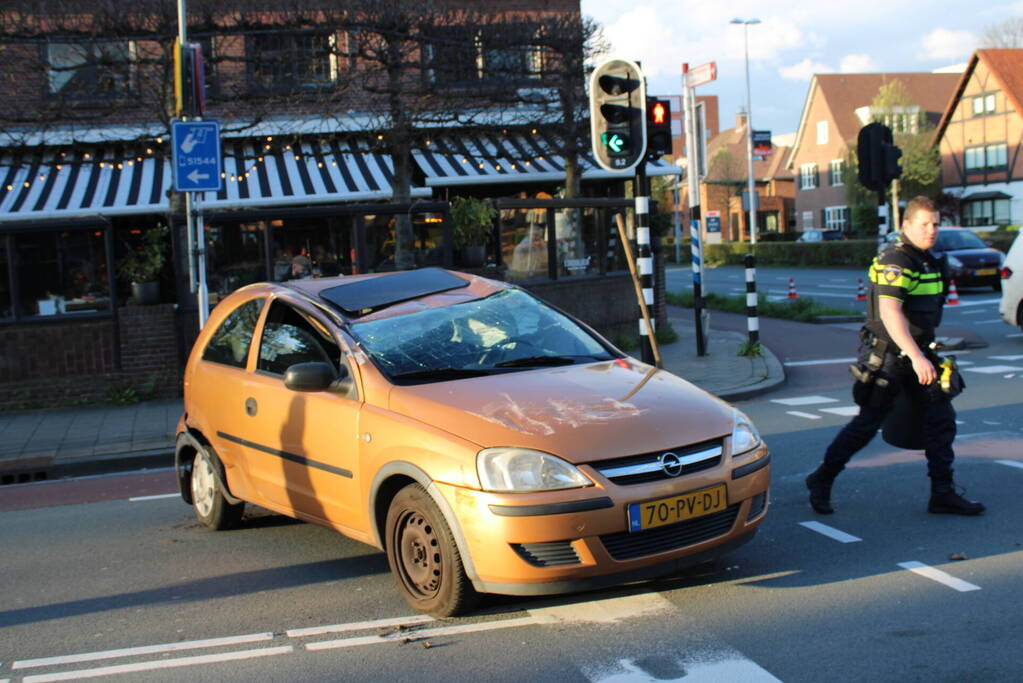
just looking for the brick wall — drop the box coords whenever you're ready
[0,304,182,411]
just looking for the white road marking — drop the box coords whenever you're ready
[771,395,839,406]
[954,360,975,366]
[129,493,178,502]
[819,406,860,417]
[948,298,1000,307]
[963,365,1023,374]
[958,309,987,315]
[996,460,1023,470]
[531,592,673,624]
[287,614,433,638]
[1007,333,1023,338]
[973,319,1004,325]
[589,657,781,682]
[787,411,822,420]
[982,420,1001,425]
[306,616,537,651]
[897,561,980,592]
[799,521,862,543]
[817,284,857,290]
[13,632,275,670]
[990,354,1023,361]
[783,358,856,367]
[21,647,293,683]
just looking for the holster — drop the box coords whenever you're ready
[924,352,965,402]
[850,332,900,409]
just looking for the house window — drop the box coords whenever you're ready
[13,228,112,318]
[816,121,828,145]
[962,198,1011,227]
[802,210,814,229]
[799,163,818,190]
[828,159,845,186]
[46,41,136,98]
[824,206,850,231]
[249,32,335,92]
[427,25,542,88]
[973,93,997,116]
[965,143,1008,171]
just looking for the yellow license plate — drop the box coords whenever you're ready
[975,268,997,276]
[628,484,728,532]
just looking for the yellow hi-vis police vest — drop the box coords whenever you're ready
[865,238,946,349]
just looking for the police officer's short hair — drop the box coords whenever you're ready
[904,196,937,222]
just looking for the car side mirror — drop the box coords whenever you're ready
[284,362,337,392]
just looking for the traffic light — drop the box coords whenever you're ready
[646,97,672,157]
[174,39,206,117]
[857,122,901,192]
[589,58,646,172]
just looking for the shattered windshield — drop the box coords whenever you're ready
[349,289,616,383]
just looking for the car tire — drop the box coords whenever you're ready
[190,446,244,531]
[385,483,477,617]
[1018,301,1023,334]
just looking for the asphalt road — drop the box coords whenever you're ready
[2,267,1020,682]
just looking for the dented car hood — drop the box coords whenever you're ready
[387,361,734,463]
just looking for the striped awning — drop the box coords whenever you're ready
[413,131,679,187]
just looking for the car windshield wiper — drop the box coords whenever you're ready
[493,354,611,368]
[390,367,493,382]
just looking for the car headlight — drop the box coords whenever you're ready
[731,408,762,456]
[477,448,593,492]
[946,255,963,269]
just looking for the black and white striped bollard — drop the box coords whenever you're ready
[636,195,654,364]
[744,253,759,345]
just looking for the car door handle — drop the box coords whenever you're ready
[245,397,258,417]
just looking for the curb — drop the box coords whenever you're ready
[0,449,174,485]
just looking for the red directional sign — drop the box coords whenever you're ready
[687,62,717,88]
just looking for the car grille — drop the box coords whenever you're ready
[599,505,739,561]
[511,541,581,567]
[591,438,724,485]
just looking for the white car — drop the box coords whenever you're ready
[1000,232,1023,332]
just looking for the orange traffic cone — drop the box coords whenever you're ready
[787,277,799,299]
[946,280,960,306]
[856,278,867,301]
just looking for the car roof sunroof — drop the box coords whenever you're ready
[319,268,470,316]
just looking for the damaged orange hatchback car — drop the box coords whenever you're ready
[176,268,770,616]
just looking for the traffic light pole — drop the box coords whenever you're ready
[891,178,901,232]
[682,64,707,356]
[634,166,658,366]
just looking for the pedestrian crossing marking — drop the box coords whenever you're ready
[897,561,981,592]
[771,395,839,406]
[996,460,1023,471]
[990,354,1023,361]
[819,406,860,417]
[786,411,821,420]
[800,521,862,543]
[963,365,1023,374]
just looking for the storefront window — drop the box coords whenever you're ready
[270,216,354,281]
[205,220,266,304]
[361,213,446,273]
[0,238,11,319]
[554,207,600,278]
[501,206,548,282]
[15,229,110,317]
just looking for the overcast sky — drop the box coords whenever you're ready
[580,0,1022,138]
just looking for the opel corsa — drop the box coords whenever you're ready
[176,268,770,615]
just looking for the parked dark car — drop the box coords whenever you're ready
[797,229,847,243]
[883,228,1005,291]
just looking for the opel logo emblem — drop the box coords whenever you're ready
[659,452,683,477]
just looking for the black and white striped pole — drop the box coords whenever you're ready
[635,171,655,365]
[682,63,707,356]
[744,253,759,345]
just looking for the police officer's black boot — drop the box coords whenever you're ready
[928,474,985,515]
[805,464,840,514]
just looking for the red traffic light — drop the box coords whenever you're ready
[651,101,667,125]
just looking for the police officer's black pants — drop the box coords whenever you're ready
[821,396,956,479]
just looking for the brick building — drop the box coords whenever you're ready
[934,49,1023,228]
[784,72,958,233]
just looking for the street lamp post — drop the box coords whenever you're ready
[731,18,760,245]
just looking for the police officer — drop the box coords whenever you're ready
[805,196,984,516]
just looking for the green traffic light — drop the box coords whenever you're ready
[601,132,630,154]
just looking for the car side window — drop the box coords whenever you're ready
[201,298,265,368]
[257,301,342,377]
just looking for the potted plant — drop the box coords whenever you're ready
[450,196,496,267]
[117,225,168,304]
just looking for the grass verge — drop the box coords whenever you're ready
[667,290,861,323]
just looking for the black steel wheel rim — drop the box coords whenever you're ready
[395,509,442,599]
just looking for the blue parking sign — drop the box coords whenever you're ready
[171,120,223,192]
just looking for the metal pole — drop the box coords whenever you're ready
[682,63,707,356]
[634,168,657,366]
[745,253,759,345]
[891,178,901,232]
[742,23,757,247]
[196,194,209,328]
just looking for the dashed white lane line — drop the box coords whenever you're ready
[958,309,988,315]
[305,616,536,651]
[818,406,860,417]
[21,647,293,683]
[783,358,856,367]
[963,365,1023,374]
[786,411,822,420]
[973,319,1005,325]
[1007,333,1023,338]
[996,459,1023,470]
[897,561,981,592]
[287,614,433,638]
[799,521,862,543]
[990,354,1023,361]
[13,632,275,670]
[129,493,178,502]
[771,395,839,406]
